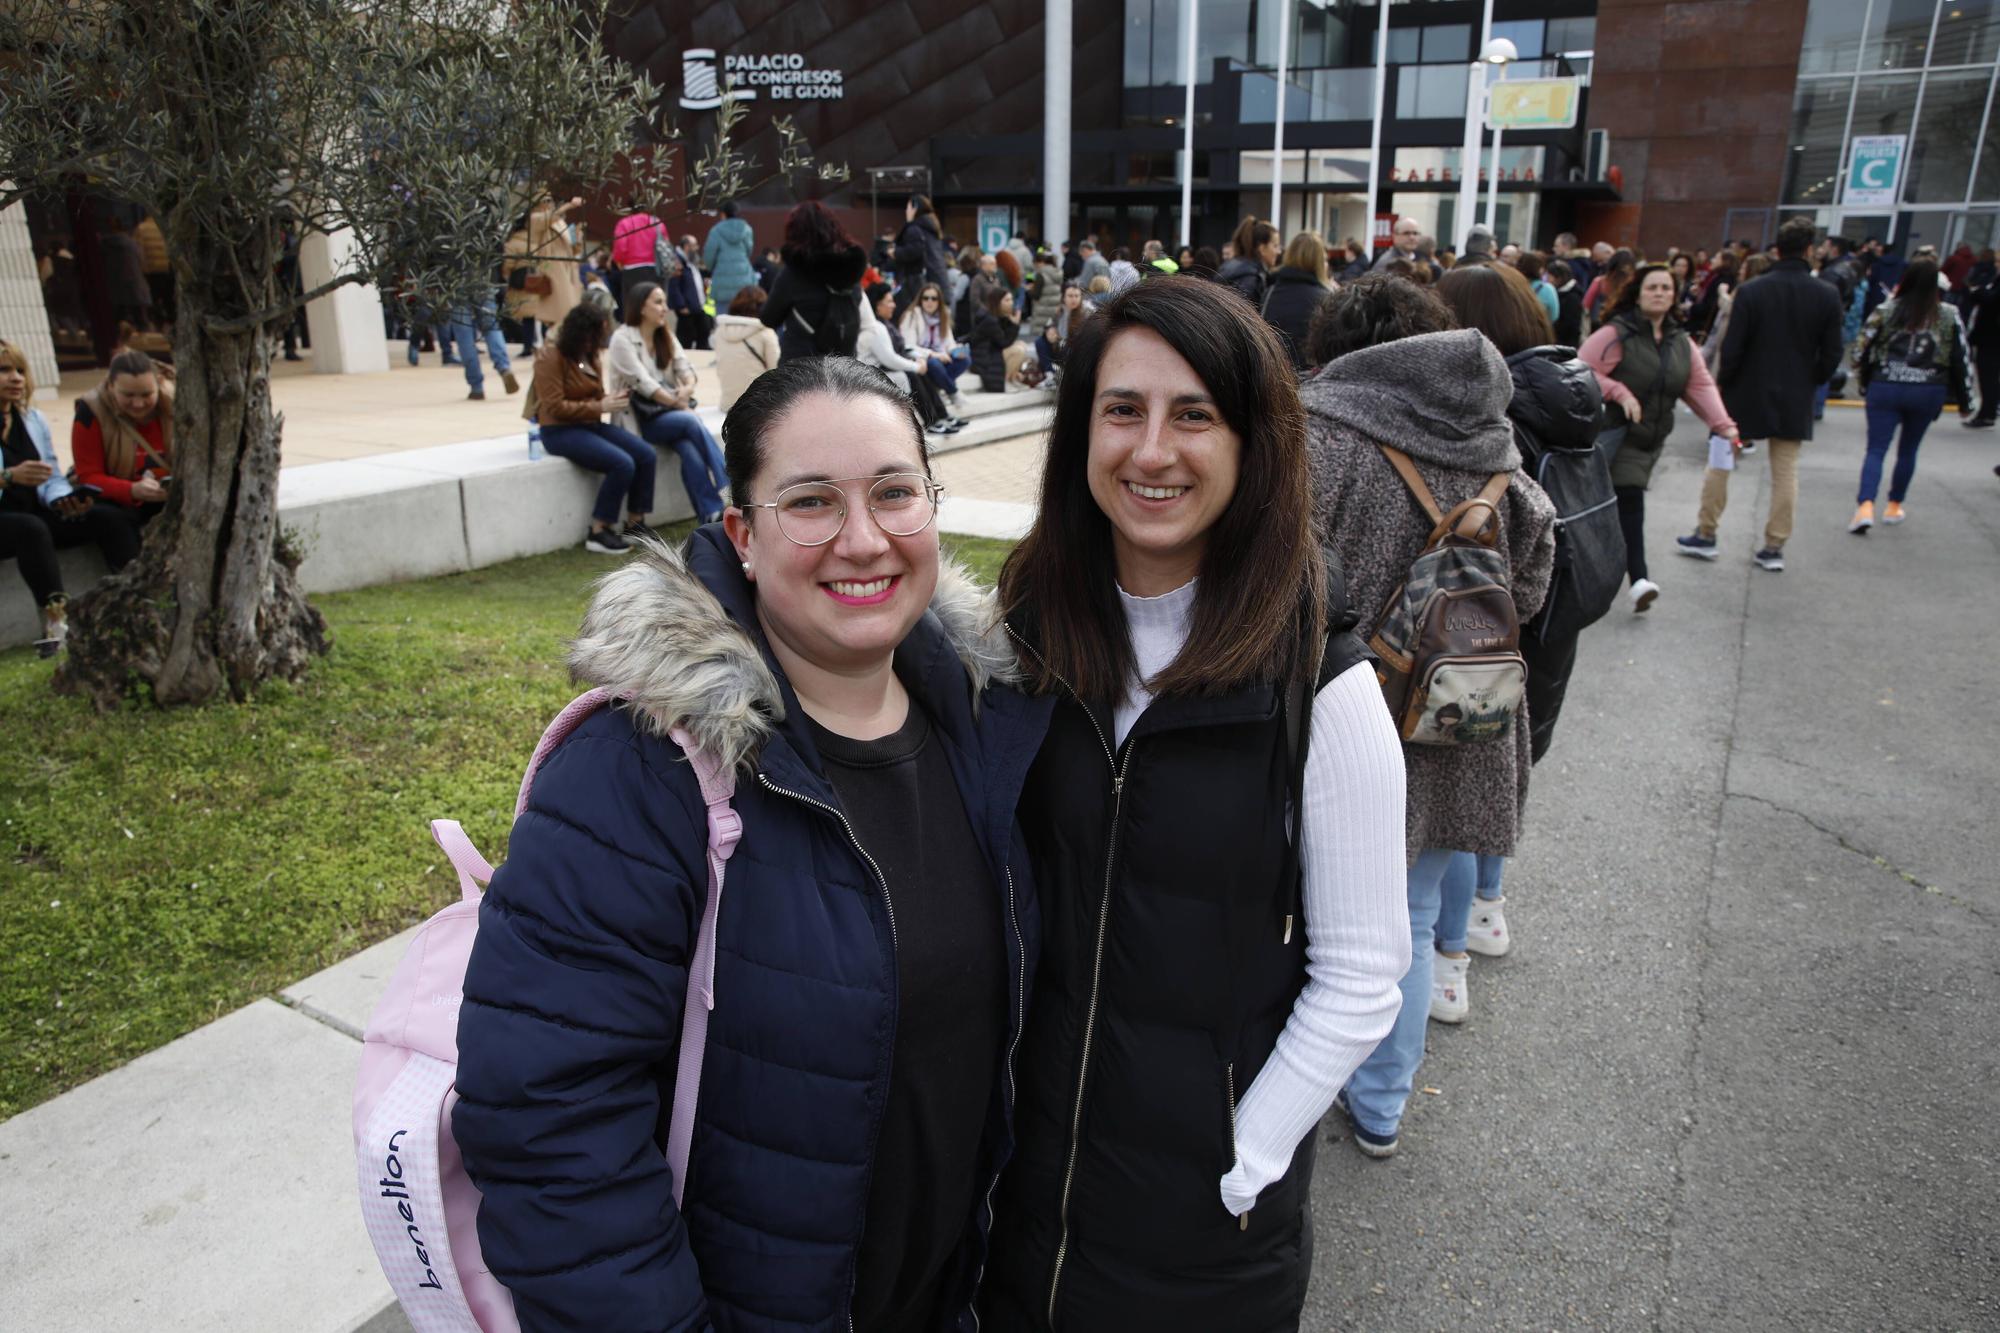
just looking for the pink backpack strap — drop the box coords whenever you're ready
[515,688,615,817]
[429,820,494,900]
[662,727,741,1208]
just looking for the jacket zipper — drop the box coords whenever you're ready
[1225,1061,1248,1231]
[969,862,1025,1333]
[755,771,898,1333]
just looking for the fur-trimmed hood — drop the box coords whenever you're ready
[567,525,1016,772]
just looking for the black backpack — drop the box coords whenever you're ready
[791,284,861,356]
[1505,350,1622,646]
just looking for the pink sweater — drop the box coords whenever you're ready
[1578,324,1736,435]
[611,213,664,268]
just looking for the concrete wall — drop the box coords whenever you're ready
[1590,0,1812,256]
[0,187,60,399]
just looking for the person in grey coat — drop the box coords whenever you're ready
[701,199,758,315]
[1299,274,1554,1159]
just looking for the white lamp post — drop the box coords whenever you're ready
[1180,0,1199,248]
[1362,0,1390,262]
[1270,0,1293,228]
[1454,8,1508,251]
[1482,37,1517,235]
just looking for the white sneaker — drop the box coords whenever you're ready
[1466,896,1511,957]
[1629,578,1660,613]
[1429,952,1469,1024]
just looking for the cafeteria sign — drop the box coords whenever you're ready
[1487,78,1581,131]
[1846,135,1906,208]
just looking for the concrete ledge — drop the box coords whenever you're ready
[1,390,1050,650]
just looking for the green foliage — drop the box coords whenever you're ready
[0,532,1017,1116]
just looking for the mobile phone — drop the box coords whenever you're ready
[71,482,103,497]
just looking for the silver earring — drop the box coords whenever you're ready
[740,561,752,575]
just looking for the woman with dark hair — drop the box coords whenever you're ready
[1848,258,1971,531]
[1579,264,1737,603]
[1546,258,1585,345]
[1298,273,1554,1155]
[1516,251,1561,328]
[1688,247,1741,340]
[1217,216,1281,305]
[457,355,1054,1332]
[859,280,961,435]
[1187,245,1222,280]
[1432,262,1608,992]
[609,280,730,524]
[1033,282,1090,381]
[893,193,951,320]
[970,284,1027,390]
[983,277,1409,1330]
[1667,252,1696,322]
[761,200,869,363]
[1582,248,1636,328]
[714,284,781,410]
[900,280,972,405]
[532,302,654,554]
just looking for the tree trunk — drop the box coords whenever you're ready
[55,231,329,709]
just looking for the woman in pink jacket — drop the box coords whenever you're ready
[1578,263,1738,611]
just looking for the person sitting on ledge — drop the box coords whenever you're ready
[70,347,174,567]
[530,302,654,555]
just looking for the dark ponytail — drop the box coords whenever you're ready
[721,356,927,504]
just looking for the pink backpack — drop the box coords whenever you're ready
[352,688,742,1332]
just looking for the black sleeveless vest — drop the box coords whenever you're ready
[984,668,1319,1332]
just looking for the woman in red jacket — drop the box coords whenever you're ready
[70,348,172,561]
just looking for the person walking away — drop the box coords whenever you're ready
[448,291,520,401]
[1847,259,1971,532]
[1074,239,1111,292]
[969,286,1029,391]
[701,199,757,318]
[0,340,139,655]
[521,195,586,333]
[69,347,174,567]
[608,281,730,525]
[1217,216,1279,305]
[1299,273,1553,1158]
[859,282,961,435]
[1518,252,1561,330]
[892,194,951,320]
[612,202,664,296]
[1688,219,1844,569]
[1433,263,1611,971]
[456,357,1054,1332]
[1962,257,2000,428]
[529,303,653,553]
[983,276,1408,1330]
[1547,259,1585,346]
[1373,215,1422,271]
[668,237,712,351]
[713,285,781,411]
[1578,264,1738,603]
[1261,232,1334,371]
[760,200,869,363]
[900,281,972,409]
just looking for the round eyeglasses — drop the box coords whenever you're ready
[740,473,943,546]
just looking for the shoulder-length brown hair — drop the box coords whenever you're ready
[999,275,1325,702]
[1436,263,1554,356]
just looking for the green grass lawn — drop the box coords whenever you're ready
[0,530,1016,1117]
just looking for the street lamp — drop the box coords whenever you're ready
[1481,37,1518,235]
[1454,27,1515,250]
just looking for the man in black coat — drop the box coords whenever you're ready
[1697,217,1845,573]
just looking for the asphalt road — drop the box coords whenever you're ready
[1301,405,2000,1331]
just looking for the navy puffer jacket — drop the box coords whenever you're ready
[453,525,1053,1331]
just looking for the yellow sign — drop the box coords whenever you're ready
[1487,78,1581,131]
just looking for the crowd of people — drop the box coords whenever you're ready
[414,191,2000,1332]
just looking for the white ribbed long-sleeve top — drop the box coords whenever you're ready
[1113,580,1410,1216]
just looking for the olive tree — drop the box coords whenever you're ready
[0,0,832,707]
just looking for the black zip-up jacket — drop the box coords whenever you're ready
[1260,265,1331,371]
[981,625,1318,1333]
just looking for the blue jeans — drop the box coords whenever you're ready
[923,346,970,396]
[1859,381,1947,505]
[1346,848,1454,1137]
[449,302,512,392]
[638,409,728,520]
[540,421,656,525]
[1435,852,1505,955]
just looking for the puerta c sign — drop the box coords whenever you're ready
[681,49,846,109]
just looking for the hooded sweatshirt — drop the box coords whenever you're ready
[1300,329,1556,858]
[711,313,779,409]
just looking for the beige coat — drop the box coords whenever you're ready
[713,314,780,409]
[505,206,583,327]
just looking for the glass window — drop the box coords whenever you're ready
[1126,0,1156,86]
[1799,0,1868,74]
[1977,73,2000,198]
[1546,16,1596,54]
[1126,0,1255,87]
[1149,0,1184,86]
[1243,66,1374,122]
[1862,0,1939,70]
[1907,69,1990,202]
[1782,77,1854,204]
[1201,0,1253,70]
[1933,0,2000,65]
[1423,23,1470,63]
[1850,72,1923,142]
[1491,20,1544,60]
[1395,63,1470,118]
[1372,25,1420,64]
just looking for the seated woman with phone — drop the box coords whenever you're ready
[68,347,173,557]
[607,281,730,525]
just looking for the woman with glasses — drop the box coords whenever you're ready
[900,280,972,410]
[455,355,1055,1333]
[981,278,1409,1331]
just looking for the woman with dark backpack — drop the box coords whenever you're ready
[982,277,1409,1331]
[1849,258,1972,532]
[892,193,950,320]
[760,200,868,363]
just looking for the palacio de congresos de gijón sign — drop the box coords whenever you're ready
[680,49,846,108]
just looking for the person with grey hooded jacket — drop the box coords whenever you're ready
[1299,274,1554,1158]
